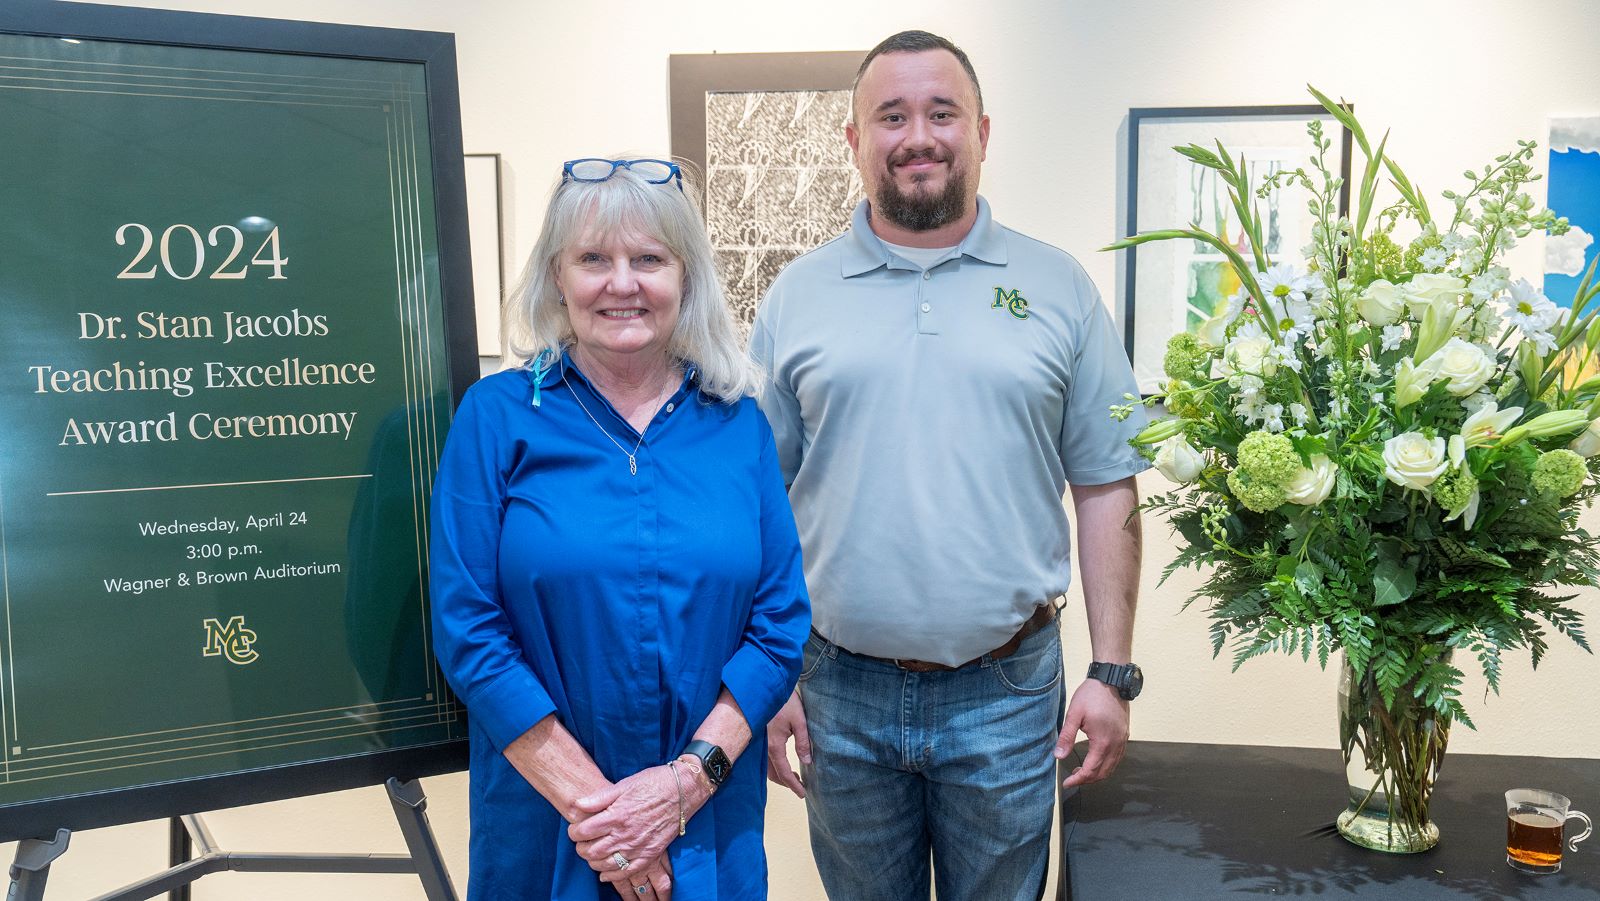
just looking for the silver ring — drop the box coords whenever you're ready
[612,852,630,871]
[635,886,649,896]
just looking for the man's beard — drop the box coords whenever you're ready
[873,156,968,233]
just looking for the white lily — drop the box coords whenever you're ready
[1460,402,1523,449]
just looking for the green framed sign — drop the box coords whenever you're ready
[0,1,475,840]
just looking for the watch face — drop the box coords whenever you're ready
[1121,664,1144,700]
[704,746,733,785]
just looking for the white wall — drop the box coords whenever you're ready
[14,1,1600,898]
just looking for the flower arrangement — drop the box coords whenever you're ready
[1109,88,1598,850]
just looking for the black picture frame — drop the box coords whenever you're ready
[668,50,864,203]
[1121,105,1354,394]
[465,152,506,360]
[0,0,472,842]
[668,51,866,327]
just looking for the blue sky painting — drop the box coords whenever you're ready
[1545,117,1600,307]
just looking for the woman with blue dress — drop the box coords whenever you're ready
[429,157,809,900]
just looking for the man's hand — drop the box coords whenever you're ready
[764,690,811,798]
[1053,678,1129,788]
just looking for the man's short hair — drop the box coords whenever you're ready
[852,30,984,118]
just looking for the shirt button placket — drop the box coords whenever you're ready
[916,270,938,335]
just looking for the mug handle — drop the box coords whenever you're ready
[1569,809,1593,853]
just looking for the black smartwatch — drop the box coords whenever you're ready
[1086,662,1144,700]
[681,740,732,788]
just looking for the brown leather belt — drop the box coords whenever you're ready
[842,603,1059,673]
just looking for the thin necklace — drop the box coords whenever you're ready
[562,367,674,476]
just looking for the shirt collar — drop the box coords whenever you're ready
[521,348,698,408]
[839,195,1007,278]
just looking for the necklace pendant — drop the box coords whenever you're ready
[629,456,638,476]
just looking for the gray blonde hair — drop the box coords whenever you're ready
[504,158,759,402]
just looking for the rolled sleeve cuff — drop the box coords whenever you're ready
[721,646,797,732]
[1066,454,1151,486]
[466,664,557,752]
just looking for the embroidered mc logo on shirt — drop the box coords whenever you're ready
[992,287,1030,320]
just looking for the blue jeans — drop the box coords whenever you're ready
[798,620,1065,901]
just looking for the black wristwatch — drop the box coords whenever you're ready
[1086,662,1144,700]
[680,740,732,788]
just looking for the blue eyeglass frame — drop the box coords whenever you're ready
[561,157,685,192]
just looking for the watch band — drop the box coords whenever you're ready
[1086,661,1143,700]
[1086,662,1131,684]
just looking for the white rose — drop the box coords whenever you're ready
[1432,337,1496,396]
[1153,436,1205,483]
[1223,334,1278,378]
[1284,454,1337,506]
[1571,418,1600,457]
[1403,273,1468,319]
[1357,279,1406,327]
[1383,432,1448,490]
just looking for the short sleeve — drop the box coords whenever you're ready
[1058,270,1150,485]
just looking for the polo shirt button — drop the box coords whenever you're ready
[920,303,931,313]
[665,403,675,413]
[922,271,932,280]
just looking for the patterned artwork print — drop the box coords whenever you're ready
[705,90,861,330]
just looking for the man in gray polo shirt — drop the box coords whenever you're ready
[751,29,1149,900]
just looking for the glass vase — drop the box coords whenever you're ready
[1336,652,1452,852]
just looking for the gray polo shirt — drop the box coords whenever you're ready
[751,197,1150,665]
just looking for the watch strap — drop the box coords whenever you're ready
[1086,662,1131,685]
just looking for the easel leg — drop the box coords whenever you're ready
[166,818,189,901]
[8,828,70,901]
[385,777,458,901]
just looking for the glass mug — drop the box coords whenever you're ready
[1506,788,1593,874]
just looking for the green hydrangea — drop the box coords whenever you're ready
[1404,232,1445,272]
[1236,431,1299,487]
[1164,333,1211,379]
[1431,465,1478,513]
[1227,469,1287,513]
[1531,449,1587,497]
[1366,233,1404,279]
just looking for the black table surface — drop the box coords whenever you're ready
[1058,741,1600,900]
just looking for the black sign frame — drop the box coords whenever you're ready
[0,0,474,842]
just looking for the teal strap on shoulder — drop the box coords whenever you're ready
[527,349,554,408]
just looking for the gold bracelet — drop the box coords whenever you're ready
[666,760,687,836]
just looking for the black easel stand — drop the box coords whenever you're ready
[6,778,457,901]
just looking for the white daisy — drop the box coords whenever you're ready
[1257,264,1316,337]
[1504,279,1562,352]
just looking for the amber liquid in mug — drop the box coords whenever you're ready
[1508,810,1565,868]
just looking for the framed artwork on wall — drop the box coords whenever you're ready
[1545,117,1600,307]
[464,152,506,360]
[1122,105,1354,394]
[669,51,865,330]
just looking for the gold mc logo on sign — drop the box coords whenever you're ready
[202,615,260,665]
